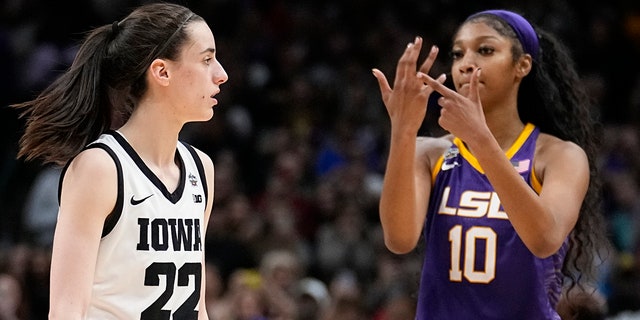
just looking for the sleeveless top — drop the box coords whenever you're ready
[60,131,208,320]
[416,123,567,320]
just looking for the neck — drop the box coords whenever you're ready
[484,108,525,151]
[117,107,182,168]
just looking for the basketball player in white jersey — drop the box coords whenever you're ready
[11,3,228,319]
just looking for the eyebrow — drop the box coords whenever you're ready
[200,48,216,54]
[453,35,500,45]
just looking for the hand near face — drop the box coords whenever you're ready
[419,67,487,144]
[372,36,446,135]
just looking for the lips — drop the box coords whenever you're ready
[210,90,220,105]
[457,81,482,89]
[456,82,470,92]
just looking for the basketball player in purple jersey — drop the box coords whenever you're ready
[372,9,608,319]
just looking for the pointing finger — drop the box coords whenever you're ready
[419,72,453,98]
[468,68,482,103]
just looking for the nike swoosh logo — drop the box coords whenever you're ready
[130,194,153,205]
[441,161,460,171]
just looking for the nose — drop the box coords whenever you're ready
[213,60,228,85]
[456,51,477,75]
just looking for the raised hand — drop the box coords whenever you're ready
[372,36,446,135]
[419,67,487,144]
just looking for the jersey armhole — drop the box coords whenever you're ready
[58,143,124,238]
[530,165,542,194]
[182,142,209,208]
[432,155,444,185]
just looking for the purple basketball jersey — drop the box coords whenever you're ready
[416,124,567,319]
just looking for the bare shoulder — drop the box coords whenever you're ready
[535,133,588,179]
[536,133,587,159]
[60,147,119,221]
[63,147,119,197]
[65,147,118,180]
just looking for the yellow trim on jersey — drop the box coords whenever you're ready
[454,123,535,174]
[531,166,542,194]
[432,155,445,185]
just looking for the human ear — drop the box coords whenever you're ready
[516,54,533,78]
[148,59,170,86]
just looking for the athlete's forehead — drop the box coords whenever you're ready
[453,22,505,46]
[183,21,216,55]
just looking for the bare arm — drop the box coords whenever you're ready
[195,148,214,320]
[379,132,429,254]
[49,148,117,319]
[372,36,446,253]
[465,131,587,257]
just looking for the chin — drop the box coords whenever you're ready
[193,111,214,123]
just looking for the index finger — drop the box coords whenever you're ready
[467,68,481,104]
[419,72,456,98]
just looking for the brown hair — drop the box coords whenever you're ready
[12,2,203,166]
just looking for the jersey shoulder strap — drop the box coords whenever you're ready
[180,141,208,207]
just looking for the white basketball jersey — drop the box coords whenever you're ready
[72,131,208,320]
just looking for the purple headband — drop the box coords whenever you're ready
[467,9,540,61]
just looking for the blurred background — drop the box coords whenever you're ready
[1,0,639,319]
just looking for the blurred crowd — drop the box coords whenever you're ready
[1,0,640,319]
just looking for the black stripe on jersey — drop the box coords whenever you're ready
[181,142,208,209]
[58,142,124,238]
[107,130,186,204]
